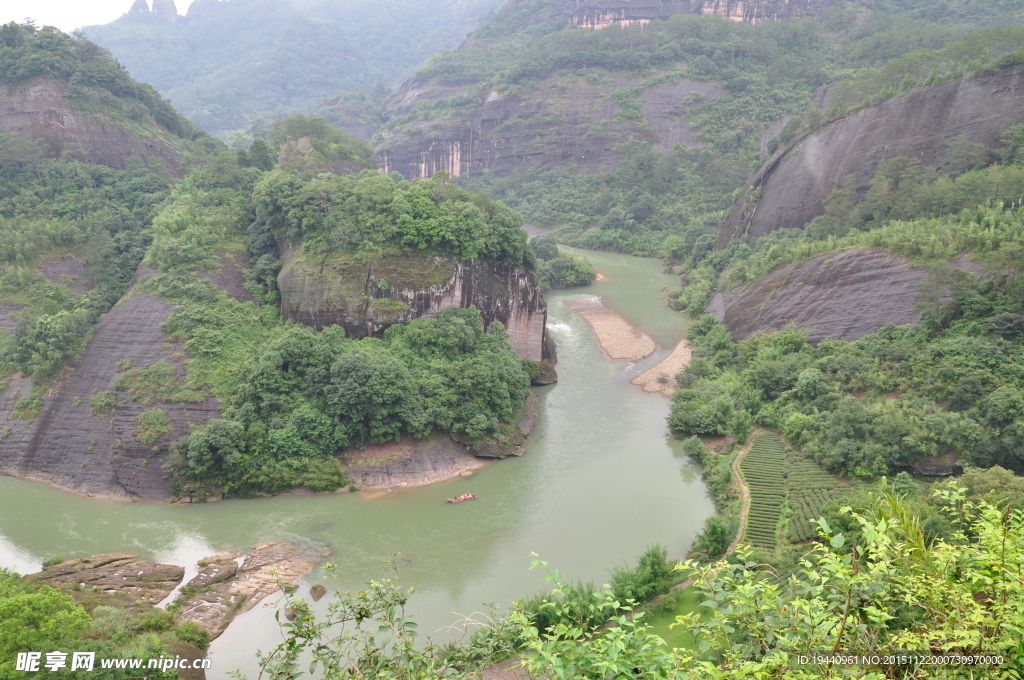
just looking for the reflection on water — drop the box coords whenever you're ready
[0,250,713,679]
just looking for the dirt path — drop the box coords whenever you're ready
[725,431,756,556]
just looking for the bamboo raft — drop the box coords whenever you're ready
[447,493,478,503]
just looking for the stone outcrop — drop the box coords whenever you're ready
[0,78,184,174]
[175,541,329,640]
[708,249,979,342]
[25,542,328,645]
[25,552,185,612]
[0,255,249,501]
[278,248,553,362]
[718,63,1024,247]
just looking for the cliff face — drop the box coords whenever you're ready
[718,63,1024,246]
[278,248,552,362]
[0,255,249,501]
[369,0,860,179]
[708,249,979,343]
[0,78,184,174]
[377,75,722,179]
[564,0,857,28]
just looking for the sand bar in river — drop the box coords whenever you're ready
[630,338,692,396]
[570,296,656,361]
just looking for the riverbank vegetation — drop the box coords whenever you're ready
[123,121,536,498]
[253,484,1024,678]
[529,233,596,290]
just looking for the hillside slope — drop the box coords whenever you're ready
[719,62,1024,246]
[369,0,864,180]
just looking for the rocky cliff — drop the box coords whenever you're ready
[708,249,979,342]
[278,248,552,362]
[0,78,185,174]
[375,75,721,179]
[365,0,861,180]
[564,0,859,28]
[0,255,250,501]
[718,63,1024,246]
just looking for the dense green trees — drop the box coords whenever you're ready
[529,234,596,290]
[252,168,533,268]
[0,132,171,384]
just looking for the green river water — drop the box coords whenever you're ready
[0,250,715,678]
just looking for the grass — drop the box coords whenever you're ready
[641,586,707,651]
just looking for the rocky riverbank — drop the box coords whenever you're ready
[25,541,330,645]
[344,391,540,489]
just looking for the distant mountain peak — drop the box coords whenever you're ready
[152,0,179,22]
[130,0,150,13]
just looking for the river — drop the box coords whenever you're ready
[0,249,714,678]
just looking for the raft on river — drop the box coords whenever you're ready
[447,493,478,503]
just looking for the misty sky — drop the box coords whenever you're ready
[1,0,197,33]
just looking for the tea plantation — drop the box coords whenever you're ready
[741,432,859,551]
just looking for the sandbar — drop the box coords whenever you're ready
[569,297,656,361]
[630,338,691,396]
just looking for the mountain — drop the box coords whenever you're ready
[83,0,506,136]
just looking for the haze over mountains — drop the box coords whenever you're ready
[83,0,505,135]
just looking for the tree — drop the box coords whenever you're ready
[322,350,411,443]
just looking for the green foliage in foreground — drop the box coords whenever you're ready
[0,569,199,680]
[249,487,1024,679]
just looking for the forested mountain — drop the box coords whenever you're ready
[82,0,505,136]
[327,0,1023,257]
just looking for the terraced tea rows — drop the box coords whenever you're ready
[740,433,787,550]
[784,450,856,544]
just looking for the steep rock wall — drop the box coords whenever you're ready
[566,0,860,28]
[278,248,552,362]
[0,78,184,174]
[369,0,860,180]
[719,64,1024,247]
[0,254,251,500]
[376,75,721,179]
[708,249,977,342]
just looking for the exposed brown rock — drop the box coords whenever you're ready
[309,584,327,601]
[0,78,184,174]
[39,255,95,293]
[708,249,974,342]
[0,261,249,501]
[175,541,329,640]
[532,361,558,385]
[719,63,1024,246]
[197,251,256,303]
[278,248,551,362]
[0,304,21,332]
[25,552,184,612]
